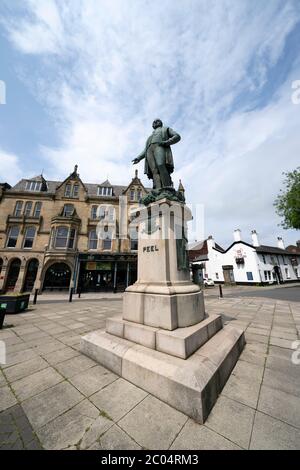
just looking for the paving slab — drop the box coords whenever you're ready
[80,414,114,449]
[42,347,80,365]
[4,356,48,382]
[22,381,84,429]
[55,355,96,379]
[250,411,300,450]
[69,365,118,397]
[36,399,99,450]
[0,386,17,412]
[258,385,300,428]
[11,367,64,401]
[90,378,147,421]
[205,396,255,449]
[119,395,187,450]
[170,419,241,450]
[97,425,141,450]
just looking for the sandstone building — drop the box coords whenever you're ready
[0,166,148,294]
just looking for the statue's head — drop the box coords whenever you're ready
[152,119,163,129]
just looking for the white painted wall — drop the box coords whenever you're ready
[201,236,300,285]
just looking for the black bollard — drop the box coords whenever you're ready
[219,284,223,298]
[78,289,81,299]
[69,287,73,303]
[33,289,38,305]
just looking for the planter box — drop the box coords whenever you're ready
[0,294,30,314]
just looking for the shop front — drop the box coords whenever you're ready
[77,253,137,293]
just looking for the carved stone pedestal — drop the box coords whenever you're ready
[81,198,245,423]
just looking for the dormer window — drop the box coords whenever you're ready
[97,187,113,196]
[63,204,74,217]
[25,181,42,192]
[130,190,135,201]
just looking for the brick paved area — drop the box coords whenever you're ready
[0,294,300,450]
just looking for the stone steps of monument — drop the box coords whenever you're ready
[80,325,245,423]
[106,314,223,359]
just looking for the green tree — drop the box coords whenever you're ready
[274,168,300,230]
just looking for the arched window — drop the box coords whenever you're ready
[23,227,36,249]
[88,230,98,250]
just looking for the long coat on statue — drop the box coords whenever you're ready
[137,126,180,180]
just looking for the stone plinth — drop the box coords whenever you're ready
[81,197,245,423]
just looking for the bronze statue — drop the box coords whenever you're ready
[132,119,181,189]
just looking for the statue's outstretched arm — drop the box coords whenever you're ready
[132,148,146,164]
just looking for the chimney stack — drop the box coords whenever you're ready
[251,230,260,247]
[207,235,215,250]
[277,237,285,250]
[233,229,242,242]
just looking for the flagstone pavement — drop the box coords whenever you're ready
[0,293,300,450]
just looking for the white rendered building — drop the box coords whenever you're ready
[189,230,300,285]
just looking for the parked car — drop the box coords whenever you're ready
[204,278,215,287]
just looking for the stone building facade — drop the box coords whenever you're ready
[0,166,148,294]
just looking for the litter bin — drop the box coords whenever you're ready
[0,304,6,329]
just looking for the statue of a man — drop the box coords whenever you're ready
[132,119,181,189]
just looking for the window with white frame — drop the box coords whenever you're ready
[33,202,42,217]
[130,190,135,201]
[73,184,79,198]
[53,226,76,249]
[25,181,42,191]
[65,184,72,197]
[88,230,98,250]
[14,201,23,216]
[6,226,20,248]
[23,227,36,249]
[63,204,74,217]
[97,187,112,196]
[24,201,33,217]
[91,206,98,220]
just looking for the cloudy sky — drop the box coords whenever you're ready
[0,0,300,248]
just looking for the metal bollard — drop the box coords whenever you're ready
[33,289,38,305]
[69,287,73,303]
[219,284,223,298]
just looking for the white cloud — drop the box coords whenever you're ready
[1,0,300,246]
[0,150,22,183]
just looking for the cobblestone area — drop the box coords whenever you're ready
[0,292,300,450]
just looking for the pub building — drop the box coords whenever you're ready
[0,166,149,294]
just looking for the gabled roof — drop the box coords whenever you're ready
[122,170,148,194]
[98,180,112,187]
